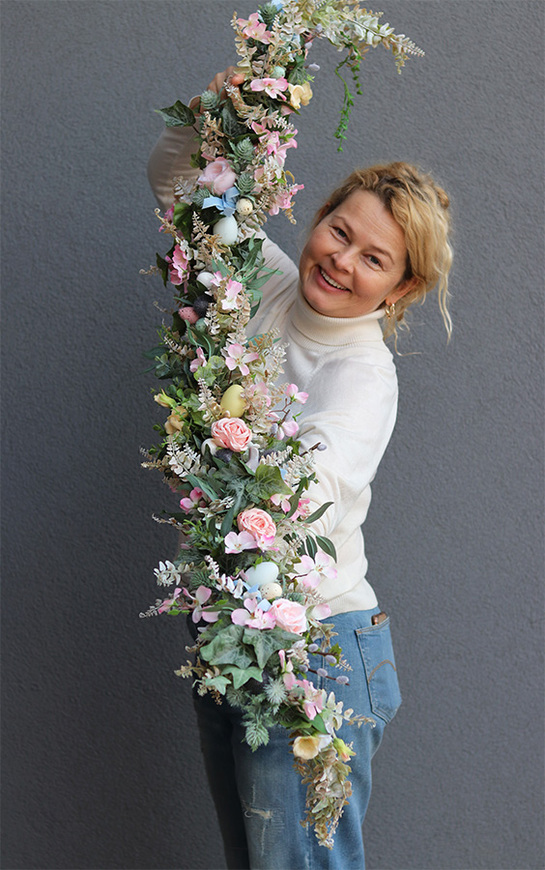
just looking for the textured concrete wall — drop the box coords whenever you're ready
[2,1,543,868]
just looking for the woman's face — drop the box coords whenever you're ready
[299,189,412,318]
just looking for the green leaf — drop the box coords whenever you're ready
[247,465,292,502]
[315,535,337,561]
[199,624,255,668]
[203,675,230,694]
[185,473,219,502]
[173,202,193,238]
[156,100,196,128]
[304,502,333,525]
[222,103,247,138]
[305,536,318,559]
[242,627,300,669]
[221,664,263,689]
[310,713,328,734]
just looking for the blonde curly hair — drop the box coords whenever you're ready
[314,162,453,339]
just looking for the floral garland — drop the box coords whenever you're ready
[142,0,421,848]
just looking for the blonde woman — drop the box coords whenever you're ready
[148,69,452,870]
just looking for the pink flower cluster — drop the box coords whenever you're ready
[231,596,308,633]
[167,244,190,285]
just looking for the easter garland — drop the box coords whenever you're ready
[142,0,422,848]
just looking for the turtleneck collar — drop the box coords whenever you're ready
[289,288,386,348]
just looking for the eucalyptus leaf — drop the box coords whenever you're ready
[304,501,333,525]
[315,535,337,561]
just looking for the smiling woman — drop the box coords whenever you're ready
[148,64,453,870]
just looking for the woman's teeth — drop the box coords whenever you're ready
[319,267,345,290]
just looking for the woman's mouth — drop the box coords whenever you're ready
[317,266,347,292]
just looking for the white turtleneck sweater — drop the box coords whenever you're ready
[148,126,399,614]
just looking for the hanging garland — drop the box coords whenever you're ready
[141,0,422,848]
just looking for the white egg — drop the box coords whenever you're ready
[260,582,283,601]
[214,216,238,245]
[196,270,215,288]
[245,562,279,588]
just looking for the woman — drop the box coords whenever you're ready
[148,69,452,870]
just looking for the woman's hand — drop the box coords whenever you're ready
[190,67,245,113]
[207,66,245,97]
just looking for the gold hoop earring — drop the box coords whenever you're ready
[384,301,396,319]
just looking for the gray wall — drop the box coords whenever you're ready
[2,1,543,868]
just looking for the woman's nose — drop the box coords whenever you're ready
[331,246,355,271]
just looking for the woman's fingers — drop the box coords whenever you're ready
[207,66,237,94]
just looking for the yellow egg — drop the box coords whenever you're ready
[220,384,246,418]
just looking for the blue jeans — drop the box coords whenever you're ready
[193,607,402,870]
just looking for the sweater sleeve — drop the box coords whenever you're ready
[298,354,398,543]
[148,125,201,212]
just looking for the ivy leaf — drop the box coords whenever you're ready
[203,674,230,694]
[247,465,292,502]
[155,100,196,127]
[221,664,264,689]
[242,627,300,669]
[200,624,255,668]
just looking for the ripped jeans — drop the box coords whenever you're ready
[193,607,402,870]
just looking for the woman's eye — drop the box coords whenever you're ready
[333,226,347,239]
[367,254,381,267]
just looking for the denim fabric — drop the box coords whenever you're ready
[193,607,402,870]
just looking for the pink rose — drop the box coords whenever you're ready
[198,157,237,195]
[211,417,252,452]
[237,508,276,544]
[269,598,308,634]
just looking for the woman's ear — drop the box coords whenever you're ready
[386,275,419,306]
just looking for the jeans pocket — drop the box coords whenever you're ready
[356,618,402,723]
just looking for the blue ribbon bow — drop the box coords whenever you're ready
[202,186,240,217]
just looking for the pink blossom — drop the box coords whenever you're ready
[179,487,205,514]
[212,417,252,452]
[236,12,272,43]
[312,603,332,620]
[160,203,175,230]
[250,77,288,100]
[191,585,220,624]
[224,531,257,554]
[167,244,190,284]
[223,343,259,376]
[237,509,276,550]
[190,347,207,373]
[259,130,297,167]
[279,419,299,439]
[158,587,182,613]
[231,597,277,630]
[286,384,309,404]
[292,552,337,590]
[197,157,237,195]
[221,278,244,311]
[268,184,304,216]
[268,598,307,634]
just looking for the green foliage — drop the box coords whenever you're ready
[155,100,196,127]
